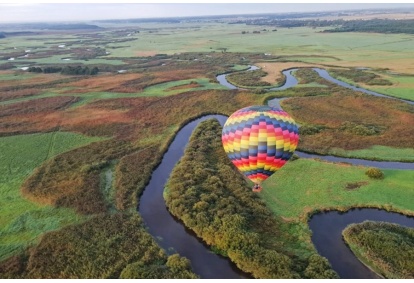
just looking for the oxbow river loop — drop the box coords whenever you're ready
[138,66,413,279]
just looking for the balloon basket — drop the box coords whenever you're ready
[252,185,262,193]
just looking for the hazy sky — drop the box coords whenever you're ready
[0,3,414,24]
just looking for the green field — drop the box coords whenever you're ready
[0,131,102,261]
[0,72,36,81]
[261,159,414,220]
[371,75,414,101]
[103,24,414,59]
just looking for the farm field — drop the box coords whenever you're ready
[0,8,414,279]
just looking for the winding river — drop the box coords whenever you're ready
[138,66,414,279]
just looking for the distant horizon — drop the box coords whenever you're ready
[1,3,414,24]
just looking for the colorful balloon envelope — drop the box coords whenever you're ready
[221,105,299,190]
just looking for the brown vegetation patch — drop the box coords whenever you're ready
[0,72,69,89]
[0,99,133,137]
[345,181,369,190]
[60,68,205,93]
[0,89,42,102]
[284,93,414,151]
[135,50,158,57]
[60,73,146,93]
[0,96,78,118]
[0,96,82,136]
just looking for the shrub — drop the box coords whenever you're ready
[340,121,382,136]
[299,125,324,135]
[365,167,384,179]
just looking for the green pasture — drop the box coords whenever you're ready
[261,159,414,220]
[0,72,36,81]
[231,64,250,71]
[327,146,414,162]
[371,75,414,101]
[0,131,102,261]
[295,82,328,88]
[104,23,414,65]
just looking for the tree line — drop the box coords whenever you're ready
[232,18,414,34]
[28,65,99,75]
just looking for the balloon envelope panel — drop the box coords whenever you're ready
[222,106,299,184]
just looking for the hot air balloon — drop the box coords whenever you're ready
[221,105,299,192]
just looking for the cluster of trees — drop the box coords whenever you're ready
[165,119,337,278]
[0,213,197,279]
[325,19,414,34]
[343,221,414,278]
[365,168,384,179]
[28,66,62,73]
[226,69,271,87]
[61,65,99,75]
[28,65,99,75]
[329,68,392,86]
[232,18,414,34]
[339,121,382,136]
[299,125,325,135]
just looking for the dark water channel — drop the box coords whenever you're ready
[139,115,248,279]
[313,68,414,105]
[138,66,413,279]
[309,209,414,278]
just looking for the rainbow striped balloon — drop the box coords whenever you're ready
[222,105,299,186]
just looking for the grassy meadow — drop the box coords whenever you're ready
[0,132,102,261]
[371,74,414,101]
[261,159,414,220]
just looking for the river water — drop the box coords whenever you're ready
[138,66,413,279]
[139,115,247,279]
